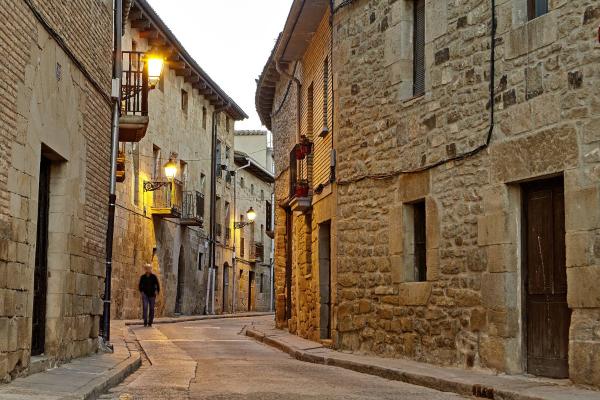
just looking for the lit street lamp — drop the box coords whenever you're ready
[235,207,256,229]
[146,53,165,88]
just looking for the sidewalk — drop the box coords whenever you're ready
[123,311,274,326]
[245,320,600,400]
[0,321,141,400]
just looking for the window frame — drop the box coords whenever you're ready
[528,0,548,20]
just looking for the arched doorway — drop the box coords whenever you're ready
[175,246,185,314]
[222,262,230,314]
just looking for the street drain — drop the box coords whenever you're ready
[472,384,494,399]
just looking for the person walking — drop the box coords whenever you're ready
[139,264,160,327]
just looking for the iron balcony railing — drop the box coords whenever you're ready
[122,51,148,117]
[181,191,204,225]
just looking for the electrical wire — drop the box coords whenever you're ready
[336,0,497,186]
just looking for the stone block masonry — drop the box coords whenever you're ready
[0,0,113,381]
[264,0,600,391]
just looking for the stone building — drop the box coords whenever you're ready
[0,0,114,380]
[225,130,275,312]
[258,0,600,388]
[257,0,336,342]
[112,0,246,319]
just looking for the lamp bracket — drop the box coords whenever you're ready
[143,181,170,192]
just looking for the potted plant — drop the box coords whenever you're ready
[300,135,312,157]
[295,180,309,197]
[294,144,305,160]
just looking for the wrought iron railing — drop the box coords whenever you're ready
[122,51,148,117]
[182,191,204,223]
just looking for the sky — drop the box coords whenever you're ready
[146,0,294,131]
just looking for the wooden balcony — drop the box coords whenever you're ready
[145,179,182,218]
[180,191,204,226]
[120,51,149,142]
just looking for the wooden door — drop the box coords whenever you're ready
[32,157,51,356]
[285,209,293,321]
[523,177,570,378]
[222,264,229,314]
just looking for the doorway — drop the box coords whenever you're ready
[32,157,51,356]
[248,271,255,311]
[522,177,570,378]
[285,209,293,321]
[222,262,229,314]
[175,246,185,314]
[319,221,332,340]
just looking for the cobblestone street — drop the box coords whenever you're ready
[100,317,468,400]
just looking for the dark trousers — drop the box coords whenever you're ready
[142,293,156,325]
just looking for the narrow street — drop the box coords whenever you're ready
[100,316,468,400]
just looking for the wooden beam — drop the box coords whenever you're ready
[129,9,143,20]
[131,19,151,30]
[185,75,200,84]
[176,68,192,77]
[139,29,159,39]
[169,61,186,70]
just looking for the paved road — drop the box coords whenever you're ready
[101,317,469,400]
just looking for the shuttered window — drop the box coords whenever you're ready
[528,0,548,20]
[307,83,314,136]
[413,0,426,97]
[322,58,329,133]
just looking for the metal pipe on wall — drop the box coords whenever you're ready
[102,0,123,344]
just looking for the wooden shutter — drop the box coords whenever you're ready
[413,0,426,96]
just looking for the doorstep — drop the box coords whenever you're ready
[245,322,599,400]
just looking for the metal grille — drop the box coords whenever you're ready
[122,51,148,116]
[413,0,426,96]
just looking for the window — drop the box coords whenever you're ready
[180,160,188,185]
[412,200,427,282]
[198,252,203,271]
[200,173,206,193]
[413,0,426,96]
[240,237,245,258]
[216,140,222,178]
[307,83,314,136]
[181,89,188,113]
[240,177,245,189]
[152,145,161,179]
[225,146,231,182]
[260,189,264,201]
[528,0,548,20]
[266,201,272,231]
[202,106,207,129]
[251,184,255,195]
[224,201,230,226]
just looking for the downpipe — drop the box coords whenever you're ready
[102,0,123,349]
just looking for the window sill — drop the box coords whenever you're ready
[402,93,426,106]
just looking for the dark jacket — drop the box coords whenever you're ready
[139,273,160,297]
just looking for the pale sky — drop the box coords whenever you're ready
[146,0,293,131]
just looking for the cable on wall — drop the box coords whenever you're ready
[336,0,497,186]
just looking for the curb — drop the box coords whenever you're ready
[245,329,593,400]
[125,312,274,326]
[59,350,142,400]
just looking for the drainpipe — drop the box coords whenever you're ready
[207,104,228,314]
[231,157,251,313]
[102,0,123,346]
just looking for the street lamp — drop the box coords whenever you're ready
[146,52,165,88]
[235,207,257,229]
[163,158,178,180]
[246,207,257,223]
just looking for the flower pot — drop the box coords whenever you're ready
[295,146,305,160]
[295,183,309,197]
[301,142,312,157]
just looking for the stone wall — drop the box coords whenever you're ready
[330,0,600,387]
[0,0,113,381]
